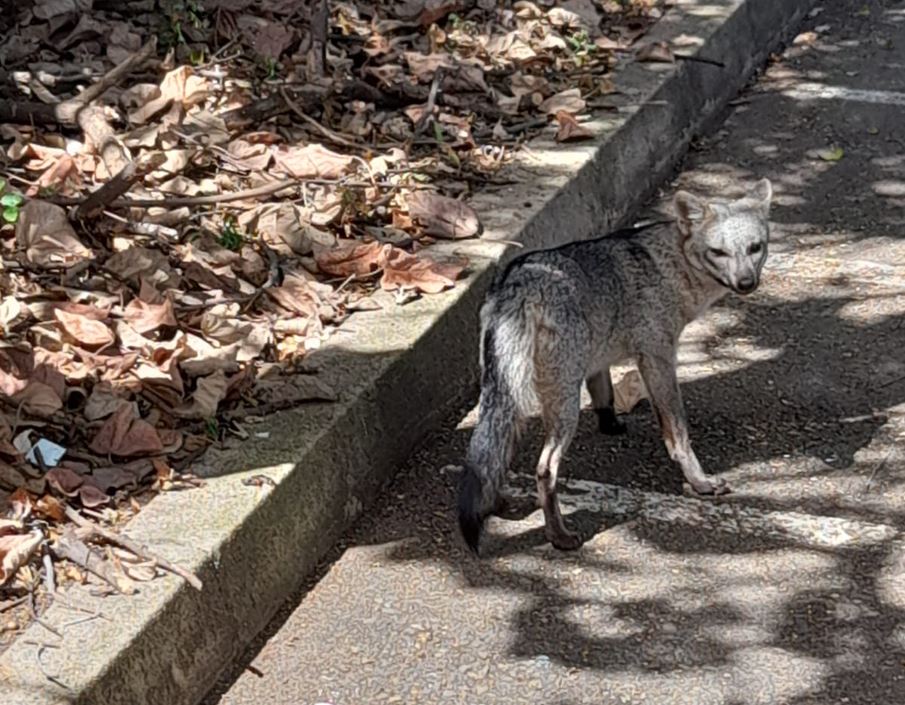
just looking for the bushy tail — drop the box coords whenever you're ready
[458,300,537,554]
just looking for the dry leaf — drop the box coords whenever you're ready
[273,144,356,180]
[14,382,63,418]
[46,466,83,496]
[78,483,110,508]
[55,308,115,348]
[0,531,43,586]
[252,21,295,60]
[90,405,164,457]
[255,202,335,256]
[179,334,240,377]
[613,368,647,414]
[104,247,178,288]
[314,240,385,277]
[0,296,22,328]
[0,461,27,491]
[555,111,595,142]
[405,191,482,239]
[35,494,66,522]
[84,383,131,421]
[380,246,466,294]
[15,200,93,267]
[183,370,228,419]
[122,298,178,334]
[635,41,675,63]
[159,65,208,107]
[539,88,586,115]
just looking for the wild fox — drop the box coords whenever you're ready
[458,180,773,553]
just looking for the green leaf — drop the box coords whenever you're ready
[0,178,6,192]
[2,207,19,224]
[0,192,23,207]
[818,146,844,162]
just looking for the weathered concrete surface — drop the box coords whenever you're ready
[203,2,905,704]
[0,2,814,704]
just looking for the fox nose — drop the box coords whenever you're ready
[735,276,757,294]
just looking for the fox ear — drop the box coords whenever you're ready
[673,191,711,236]
[750,178,772,208]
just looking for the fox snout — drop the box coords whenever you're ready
[733,274,758,295]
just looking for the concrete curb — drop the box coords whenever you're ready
[0,2,815,703]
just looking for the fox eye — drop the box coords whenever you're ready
[749,242,764,255]
[708,247,728,258]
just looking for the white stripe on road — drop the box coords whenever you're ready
[781,82,905,107]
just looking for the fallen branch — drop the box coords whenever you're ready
[75,152,167,219]
[0,38,156,127]
[279,86,361,150]
[52,530,136,595]
[78,105,132,176]
[306,0,330,81]
[60,179,299,209]
[64,505,203,591]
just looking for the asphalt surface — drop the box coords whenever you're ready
[205,3,905,703]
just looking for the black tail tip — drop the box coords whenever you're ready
[457,465,485,555]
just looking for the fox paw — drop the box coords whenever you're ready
[596,408,627,436]
[547,527,584,551]
[687,476,731,496]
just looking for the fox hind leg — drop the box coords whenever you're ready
[534,326,587,550]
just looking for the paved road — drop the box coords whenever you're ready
[206,2,905,703]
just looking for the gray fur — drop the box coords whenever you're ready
[458,179,773,553]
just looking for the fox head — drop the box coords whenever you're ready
[674,179,772,295]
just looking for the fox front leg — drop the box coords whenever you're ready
[637,352,730,496]
[587,368,627,435]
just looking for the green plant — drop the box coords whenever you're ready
[160,0,207,47]
[218,216,244,251]
[0,179,24,224]
[565,29,599,67]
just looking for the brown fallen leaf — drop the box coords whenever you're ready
[55,308,115,348]
[90,404,164,457]
[84,383,132,421]
[0,530,43,586]
[254,202,335,256]
[159,65,208,107]
[178,334,240,377]
[46,466,84,496]
[555,111,595,142]
[314,240,385,277]
[405,191,482,240]
[380,246,467,294]
[182,370,228,419]
[635,40,675,63]
[35,494,66,522]
[0,461,27,492]
[613,368,647,414]
[272,144,356,180]
[252,20,295,61]
[122,297,178,334]
[78,484,111,508]
[14,381,63,418]
[227,138,272,171]
[15,200,93,267]
[26,152,79,197]
[0,519,23,536]
[104,247,178,288]
[539,88,586,115]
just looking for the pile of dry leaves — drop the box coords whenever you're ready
[0,0,668,637]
